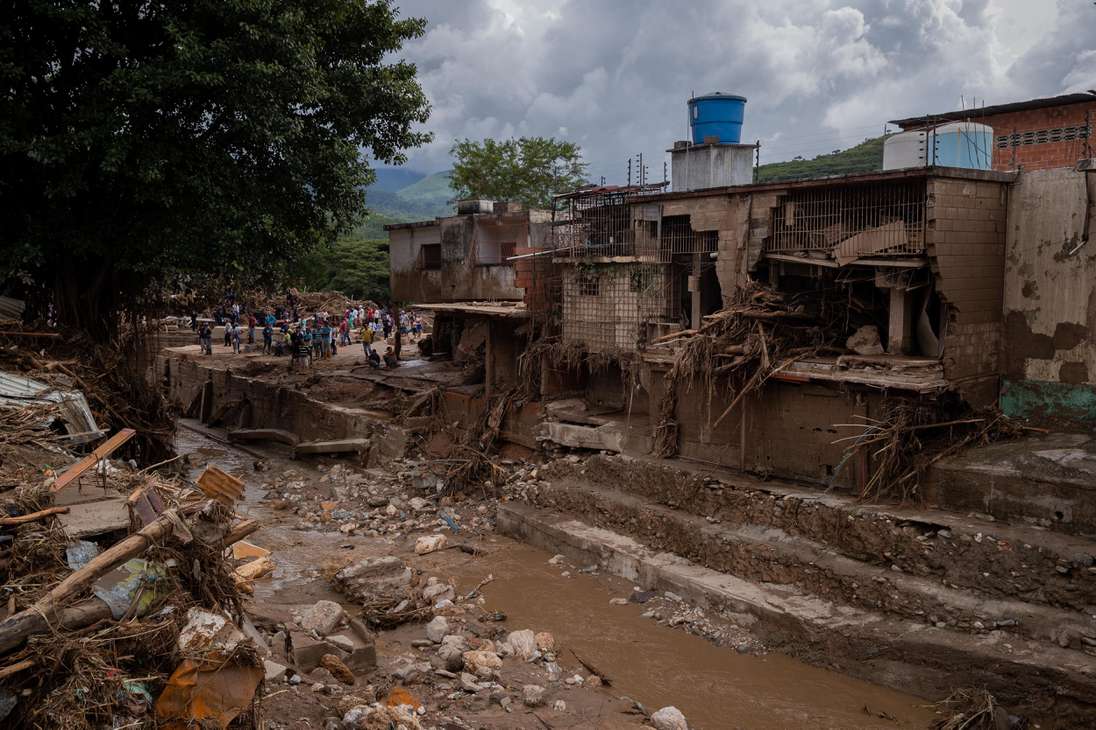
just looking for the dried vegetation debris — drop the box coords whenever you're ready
[0,347,262,728]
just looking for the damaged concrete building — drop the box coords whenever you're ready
[386,201,552,399]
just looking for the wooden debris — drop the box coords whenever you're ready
[196,465,245,505]
[51,428,137,492]
[0,506,68,526]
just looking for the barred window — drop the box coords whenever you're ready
[995,125,1090,149]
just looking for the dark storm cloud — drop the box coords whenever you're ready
[390,0,1093,180]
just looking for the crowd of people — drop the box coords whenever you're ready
[192,292,424,371]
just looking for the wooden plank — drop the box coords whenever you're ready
[196,465,245,506]
[51,428,137,492]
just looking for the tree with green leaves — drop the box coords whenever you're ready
[0,0,430,337]
[450,137,587,209]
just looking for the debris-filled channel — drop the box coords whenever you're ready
[177,423,935,729]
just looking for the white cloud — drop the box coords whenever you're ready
[389,0,1096,179]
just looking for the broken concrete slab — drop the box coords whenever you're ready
[543,421,623,453]
[294,438,370,457]
[228,428,300,446]
[290,631,340,673]
[299,600,345,636]
[327,631,377,673]
[333,556,411,601]
[56,495,129,538]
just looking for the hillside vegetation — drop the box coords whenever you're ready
[756,136,886,183]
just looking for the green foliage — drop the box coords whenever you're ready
[394,170,454,211]
[757,136,886,183]
[0,0,430,334]
[450,137,587,209]
[296,238,390,302]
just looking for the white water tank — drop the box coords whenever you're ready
[883,123,994,171]
[883,130,927,170]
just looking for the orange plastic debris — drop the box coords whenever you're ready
[384,686,422,710]
[155,659,263,729]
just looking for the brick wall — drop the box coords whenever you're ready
[926,177,1009,406]
[982,101,1094,171]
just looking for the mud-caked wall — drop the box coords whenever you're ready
[1001,167,1096,422]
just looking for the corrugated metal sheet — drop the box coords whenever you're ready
[0,370,103,443]
[196,466,245,506]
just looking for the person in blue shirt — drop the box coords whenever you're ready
[319,320,332,359]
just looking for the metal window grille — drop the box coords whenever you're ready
[659,215,718,263]
[560,264,672,354]
[765,180,927,260]
[551,184,666,259]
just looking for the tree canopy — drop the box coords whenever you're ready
[0,0,430,335]
[450,137,587,209]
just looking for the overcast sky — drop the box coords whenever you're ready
[389,0,1096,181]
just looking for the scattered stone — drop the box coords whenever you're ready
[321,654,356,686]
[460,672,482,693]
[609,597,629,606]
[462,650,502,675]
[334,557,411,602]
[422,581,455,603]
[301,600,346,636]
[651,706,689,730]
[264,659,288,683]
[507,629,537,661]
[522,684,546,707]
[425,616,450,643]
[291,631,340,673]
[846,324,884,356]
[415,534,447,555]
[438,635,468,672]
[548,555,566,565]
[178,608,244,655]
[534,631,555,653]
[552,700,566,712]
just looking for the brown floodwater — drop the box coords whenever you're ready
[177,423,937,730]
[444,536,937,730]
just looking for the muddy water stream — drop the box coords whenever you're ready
[177,423,936,729]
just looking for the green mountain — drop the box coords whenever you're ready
[756,136,886,183]
[370,167,425,193]
[395,170,453,212]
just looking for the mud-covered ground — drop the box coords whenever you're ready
[177,422,938,730]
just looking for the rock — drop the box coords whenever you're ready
[301,600,346,636]
[534,626,556,648]
[321,654,356,686]
[288,674,302,686]
[552,700,566,712]
[409,497,431,512]
[178,608,245,656]
[392,661,431,683]
[422,582,455,603]
[438,635,468,672]
[264,659,288,683]
[462,650,502,675]
[609,597,629,606]
[522,684,546,707]
[425,616,450,643]
[334,557,411,602]
[651,706,689,730]
[460,672,482,693]
[328,634,357,653]
[327,630,377,673]
[291,631,340,673]
[415,534,447,555]
[507,629,537,661]
[544,661,562,682]
[547,554,566,565]
[846,325,884,356]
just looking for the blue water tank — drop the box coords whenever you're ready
[688,93,747,145]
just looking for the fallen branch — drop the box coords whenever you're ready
[0,506,69,526]
[569,647,612,686]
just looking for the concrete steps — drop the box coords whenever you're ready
[531,479,1095,651]
[540,455,1096,613]
[498,501,1096,724]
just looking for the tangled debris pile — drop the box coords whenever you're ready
[0,376,262,727]
[649,284,848,457]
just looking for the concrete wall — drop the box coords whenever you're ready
[1001,167,1096,422]
[670,143,755,191]
[927,177,1009,407]
[389,211,551,303]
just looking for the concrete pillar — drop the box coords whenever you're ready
[690,253,702,330]
[888,286,913,354]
